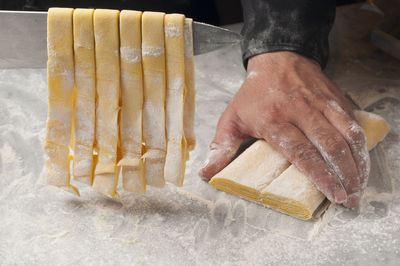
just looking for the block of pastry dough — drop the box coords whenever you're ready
[72,8,96,185]
[92,9,121,197]
[183,18,196,152]
[118,10,146,194]
[209,140,290,201]
[354,110,391,150]
[261,165,326,220]
[262,110,391,219]
[209,111,391,220]
[44,8,79,196]
[163,14,187,186]
[141,11,167,187]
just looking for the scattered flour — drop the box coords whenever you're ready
[120,47,141,63]
[142,46,165,57]
[246,71,258,79]
[164,22,183,38]
[1,15,400,264]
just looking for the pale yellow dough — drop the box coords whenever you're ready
[164,14,187,186]
[92,9,121,197]
[118,10,146,194]
[209,141,290,202]
[210,111,391,220]
[183,18,196,152]
[46,8,196,195]
[354,110,392,150]
[141,11,167,188]
[72,8,96,185]
[44,8,79,195]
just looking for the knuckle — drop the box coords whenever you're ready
[293,96,309,109]
[323,135,346,157]
[292,143,319,163]
[262,123,287,143]
[346,122,366,145]
[292,99,315,120]
[263,103,283,123]
[311,88,329,103]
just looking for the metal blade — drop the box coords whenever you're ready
[0,11,47,68]
[0,10,242,68]
[192,21,242,55]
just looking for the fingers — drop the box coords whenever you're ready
[263,122,347,203]
[324,100,370,208]
[306,81,367,207]
[291,102,361,207]
[198,108,246,180]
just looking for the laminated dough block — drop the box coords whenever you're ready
[141,11,167,188]
[44,8,79,196]
[209,141,290,201]
[183,18,196,152]
[354,110,392,150]
[72,8,96,185]
[92,9,121,197]
[164,14,187,186]
[262,165,326,220]
[118,10,146,194]
[210,111,391,220]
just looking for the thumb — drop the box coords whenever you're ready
[198,109,245,180]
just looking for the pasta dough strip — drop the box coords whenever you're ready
[164,14,187,186]
[210,111,391,220]
[261,165,326,220]
[44,8,79,195]
[92,9,121,197]
[141,12,167,188]
[118,10,146,193]
[209,140,290,201]
[183,18,196,152]
[72,8,96,185]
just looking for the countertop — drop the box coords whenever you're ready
[0,4,399,265]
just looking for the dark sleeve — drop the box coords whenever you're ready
[240,0,336,69]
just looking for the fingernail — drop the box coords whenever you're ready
[344,193,361,208]
[334,189,347,203]
[198,171,212,182]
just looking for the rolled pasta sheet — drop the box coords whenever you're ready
[141,11,167,188]
[72,8,96,186]
[45,8,79,195]
[92,9,121,197]
[164,13,187,186]
[183,18,196,153]
[118,10,146,194]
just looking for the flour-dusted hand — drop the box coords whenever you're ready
[199,51,370,208]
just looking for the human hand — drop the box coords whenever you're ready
[199,51,370,208]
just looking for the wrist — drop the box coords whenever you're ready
[247,51,321,73]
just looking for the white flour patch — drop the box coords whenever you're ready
[328,100,346,115]
[165,22,183,37]
[246,71,258,79]
[201,140,237,176]
[142,46,165,57]
[184,18,193,58]
[120,47,141,63]
[168,77,184,91]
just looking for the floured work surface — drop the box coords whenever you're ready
[1,4,400,265]
[210,110,391,220]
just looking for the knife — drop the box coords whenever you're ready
[0,10,243,68]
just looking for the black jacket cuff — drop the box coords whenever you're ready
[240,0,336,69]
